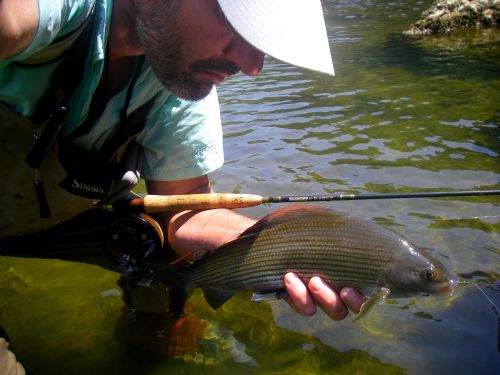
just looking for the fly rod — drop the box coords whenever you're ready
[115,189,500,213]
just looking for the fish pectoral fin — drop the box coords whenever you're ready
[352,287,390,323]
[202,287,236,310]
[252,289,289,303]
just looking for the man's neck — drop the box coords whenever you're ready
[108,0,144,60]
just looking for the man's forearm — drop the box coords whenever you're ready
[164,208,257,257]
[145,176,257,257]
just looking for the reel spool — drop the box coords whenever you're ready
[105,213,165,270]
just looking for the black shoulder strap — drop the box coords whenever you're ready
[29,9,97,126]
[64,54,144,139]
[24,9,97,218]
[63,56,153,162]
[56,56,157,200]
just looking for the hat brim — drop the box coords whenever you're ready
[217,0,334,76]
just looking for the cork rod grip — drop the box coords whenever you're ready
[142,193,264,212]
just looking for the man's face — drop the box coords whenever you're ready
[134,0,264,101]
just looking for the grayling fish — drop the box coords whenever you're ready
[151,205,456,320]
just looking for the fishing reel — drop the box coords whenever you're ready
[105,213,189,314]
[104,213,167,271]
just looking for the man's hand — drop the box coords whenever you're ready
[284,273,366,320]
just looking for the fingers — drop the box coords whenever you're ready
[284,273,366,320]
[339,287,366,314]
[308,276,348,320]
[283,273,317,316]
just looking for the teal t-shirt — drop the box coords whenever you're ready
[0,0,224,181]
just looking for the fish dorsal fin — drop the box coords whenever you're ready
[352,287,390,323]
[239,205,347,237]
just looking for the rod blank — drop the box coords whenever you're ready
[263,189,500,203]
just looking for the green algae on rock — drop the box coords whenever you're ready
[404,0,499,35]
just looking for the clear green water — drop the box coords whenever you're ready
[1,1,499,374]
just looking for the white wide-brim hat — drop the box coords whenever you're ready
[217,0,334,76]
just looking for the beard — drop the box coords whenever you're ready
[134,1,239,101]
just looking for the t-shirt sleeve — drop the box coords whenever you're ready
[6,0,96,62]
[138,87,225,181]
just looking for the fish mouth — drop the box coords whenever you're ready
[434,279,457,296]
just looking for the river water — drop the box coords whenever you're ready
[1,1,499,374]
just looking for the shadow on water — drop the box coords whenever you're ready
[365,29,500,81]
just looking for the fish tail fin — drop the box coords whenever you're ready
[148,262,188,319]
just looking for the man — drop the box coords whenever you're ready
[0,0,364,320]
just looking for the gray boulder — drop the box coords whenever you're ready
[404,0,499,35]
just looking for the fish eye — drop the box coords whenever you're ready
[422,268,435,281]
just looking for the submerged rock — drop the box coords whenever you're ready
[404,0,499,35]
